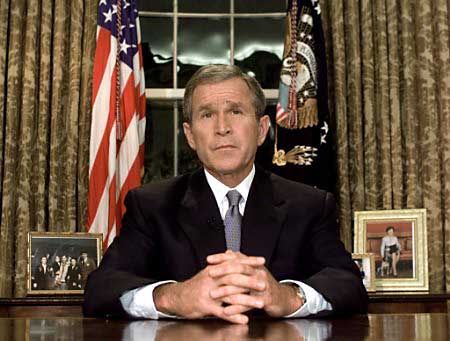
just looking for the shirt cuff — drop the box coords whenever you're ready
[280,280,333,318]
[120,280,178,319]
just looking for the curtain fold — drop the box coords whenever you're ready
[0,0,27,298]
[0,0,96,297]
[14,0,41,297]
[322,0,450,291]
[436,0,450,293]
[325,0,353,249]
[345,0,365,216]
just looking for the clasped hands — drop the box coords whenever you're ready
[154,250,303,324]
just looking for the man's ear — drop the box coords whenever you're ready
[257,115,270,146]
[183,122,196,150]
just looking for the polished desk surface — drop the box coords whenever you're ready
[0,314,449,340]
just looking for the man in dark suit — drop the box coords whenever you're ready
[84,64,367,323]
[33,256,53,290]
[79,251,97,289]
[66,258,82,290]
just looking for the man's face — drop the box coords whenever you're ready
[183,78,269,186]
[62,256,67,263]
[41,257,47,265]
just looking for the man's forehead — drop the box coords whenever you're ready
[194,78,250,95]
[193,81,252,108]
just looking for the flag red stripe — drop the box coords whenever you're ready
[104,174,117,249]
[87,71,117,227]
[92,28,111,103]
[120,75,138,131]
[117,148,143,223]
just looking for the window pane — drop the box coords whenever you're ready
[137,0,172,12]
[143,101,174,183]
[234,18,284,88]
[140,17,173,88]
[179,0,229,13]
[178,112,202,175]
[178,18,230,88]
[255,104,276,169]
[235,0,286,13]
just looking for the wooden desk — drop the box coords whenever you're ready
[2,292,449,317]
[369,292,450,313]
[0,297,83,317]
[0,314,448,340]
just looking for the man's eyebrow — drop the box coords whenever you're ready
[196,104,215,112]
[224,101,244,109]
[195,101,245,113]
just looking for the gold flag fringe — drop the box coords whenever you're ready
[272,124,318,167]
[278,98,319,130]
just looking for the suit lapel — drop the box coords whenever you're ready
[240,168,288,265]
[177,170,227,269]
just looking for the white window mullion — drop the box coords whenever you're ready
[230,0,234,64]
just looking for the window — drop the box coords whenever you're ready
[138,0,286,183]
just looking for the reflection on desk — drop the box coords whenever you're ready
[123,319,333,340]
[0,314,448,340]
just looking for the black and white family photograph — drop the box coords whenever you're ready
[28,233,102,294]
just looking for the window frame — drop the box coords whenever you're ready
[140,0,285,176]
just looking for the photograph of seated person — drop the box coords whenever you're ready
[83,64,368,323]
[380,226,401,277]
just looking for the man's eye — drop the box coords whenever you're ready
[232,110,242,115]
[201,112,212,118]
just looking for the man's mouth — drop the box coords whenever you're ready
[214,145,236,150]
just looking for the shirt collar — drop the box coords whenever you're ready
[204,165,255,207]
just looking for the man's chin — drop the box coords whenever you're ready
[204,163,251,178]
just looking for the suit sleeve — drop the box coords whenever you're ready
[83,190,161,318]
[302,193,368,315]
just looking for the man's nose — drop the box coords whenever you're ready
[215,112,231,135]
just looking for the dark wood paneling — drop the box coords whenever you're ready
[1,293,449,317]
[369,302,447,313]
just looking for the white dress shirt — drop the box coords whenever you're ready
[120,165,332,318]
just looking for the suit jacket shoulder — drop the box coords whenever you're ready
[269,171,331,210]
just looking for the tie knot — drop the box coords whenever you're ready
[226,190,242,207]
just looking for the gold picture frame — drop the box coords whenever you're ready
[27,232,103,295]
[352,253,376,292]
[354,209,428,291]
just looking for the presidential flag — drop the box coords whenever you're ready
[87,0,146,249]
[272,0,334,191]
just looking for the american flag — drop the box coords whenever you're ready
[87,0,146,249]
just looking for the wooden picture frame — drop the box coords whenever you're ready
[27,232,103,295]
[354,209,428,291]
[352,253,376,292]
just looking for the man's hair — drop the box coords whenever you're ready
[183,64,266,122]
[386,226,395,233]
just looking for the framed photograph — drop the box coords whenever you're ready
[354,209,428,291]
[27,232,103,295]
[352,253,376,292]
